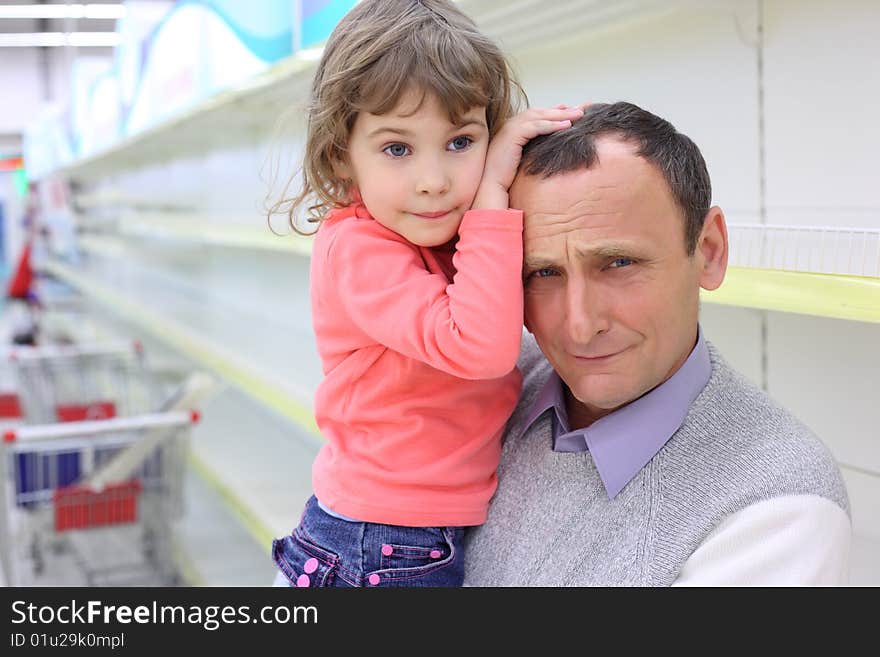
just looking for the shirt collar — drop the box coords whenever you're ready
[523,326,712,499]
[325,202,370,222]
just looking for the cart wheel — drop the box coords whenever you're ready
[49,535,66,555]
[31,537,44,576]
[142,527,156,562]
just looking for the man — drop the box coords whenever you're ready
[463,102,850,586]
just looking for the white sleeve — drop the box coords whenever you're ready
[672,494,851,586]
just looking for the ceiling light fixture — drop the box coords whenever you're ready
[0,4,127,20]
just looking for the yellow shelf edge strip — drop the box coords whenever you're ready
[701,267,880,323]
[81,224,313,257]
[43,259,320,436]
[187,452,276,555]
[44,259,313,554]
[170,534,208,587]
[123,219,313,255]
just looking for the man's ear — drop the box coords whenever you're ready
[696,206,728,291]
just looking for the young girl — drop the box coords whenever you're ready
[270,0,583,587]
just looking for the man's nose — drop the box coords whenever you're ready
[565,279,610,343]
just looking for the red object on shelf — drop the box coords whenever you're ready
[6,242,33,299]
[0,156,24,172]
[55,401,116,422]
[53,480,142,531]
[0,393,23,419]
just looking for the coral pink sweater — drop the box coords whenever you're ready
[310,204,524,526]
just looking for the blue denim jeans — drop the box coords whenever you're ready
[272,496,465,587]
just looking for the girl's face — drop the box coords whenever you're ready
[338,88,489,247]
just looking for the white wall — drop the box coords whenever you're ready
[764,0,880,229]
[508,3,763,224]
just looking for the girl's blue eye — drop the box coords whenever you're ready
[448,136,472,151]
[384,143,410,157]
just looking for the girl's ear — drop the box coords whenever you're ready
[331,155,352,182]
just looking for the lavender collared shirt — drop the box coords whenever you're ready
[521,327,712,499]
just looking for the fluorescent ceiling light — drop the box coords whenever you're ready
[0,32,121,47]
[67,31,121,47]
[0,4,127,20]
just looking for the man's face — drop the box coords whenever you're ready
[512,136,723,427]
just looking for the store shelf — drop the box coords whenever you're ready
[702,267,880,323]
[119,214,312,254]
[727,223,879,278]
[179,382,320,556]
[174,453,281,585]
[27,0,878,588]
[51,0,671,183]
[77,232,877,325]
[56,48,323,183]
[73,235,877,328]
[80,214,313,255]
[35,299,320,569]
[71,236,322,388]
[460,0,672,51]
[42,258,319,436]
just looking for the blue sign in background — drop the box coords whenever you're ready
[301,0,357,48]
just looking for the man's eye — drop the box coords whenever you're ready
[383,143,410,157]
[448,136,473,151]
[608,257,634,268]
[526,268,558,280]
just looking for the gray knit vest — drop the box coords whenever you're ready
[463,336,850,586]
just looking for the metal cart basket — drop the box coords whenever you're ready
[5,340,159,424]
[0,342,200,586]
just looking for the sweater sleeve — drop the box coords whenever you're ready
[672,494,851,586]
[328,209,524,380]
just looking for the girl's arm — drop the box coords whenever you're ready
[326,214,522,380]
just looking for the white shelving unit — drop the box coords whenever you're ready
[727,224,880,277]
[32,0,880,584]
[706,224,880,323]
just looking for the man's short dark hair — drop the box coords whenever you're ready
[519,102,711,255]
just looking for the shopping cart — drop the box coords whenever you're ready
[2,341,162,518]
[0,410,197,586]
[4,340,159,424]
[0,341,210,586]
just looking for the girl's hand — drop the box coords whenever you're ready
[472,104,586,210]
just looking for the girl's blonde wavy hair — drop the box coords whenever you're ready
[269,0,525,234]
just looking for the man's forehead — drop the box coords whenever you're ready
[522,210,647,259]
[514,139,653,199]
[514,171,654,234]
[516,138,676,211]
[514,141,684,257]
